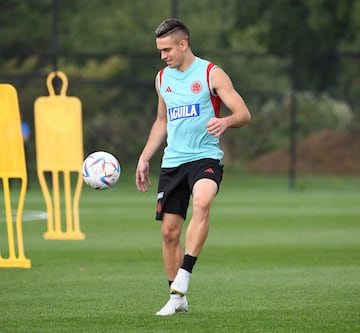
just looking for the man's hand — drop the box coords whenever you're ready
[206,117,229,137]
[136,159,151,192]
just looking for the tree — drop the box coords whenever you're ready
[1,0,359,172]
[233,0,357,92]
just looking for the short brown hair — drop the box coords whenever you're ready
[154,18,190,44]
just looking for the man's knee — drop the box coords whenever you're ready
[161,214,183,242]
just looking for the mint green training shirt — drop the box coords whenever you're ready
[158,57,223,168]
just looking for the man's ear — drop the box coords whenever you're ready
[179,39,189,51]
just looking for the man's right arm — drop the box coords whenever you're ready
[136,79,167,192]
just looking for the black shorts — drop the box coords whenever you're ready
[156,158,224,221]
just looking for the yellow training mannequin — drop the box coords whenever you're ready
[34,71,84,240]
[0,84,31,268]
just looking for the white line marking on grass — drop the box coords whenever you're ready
[0,210,48,223]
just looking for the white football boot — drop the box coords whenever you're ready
[155,294,188,316]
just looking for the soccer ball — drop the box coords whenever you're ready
[82,151,121,190]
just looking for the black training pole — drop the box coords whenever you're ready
[51,0,59,72]
[289,53,298,191]
[171,0,178,18]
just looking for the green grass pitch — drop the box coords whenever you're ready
[0,173,359,332]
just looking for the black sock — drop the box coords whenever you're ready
[168,280,173,287]
[181,254,198,274]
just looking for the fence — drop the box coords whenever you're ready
[1,51,359,189]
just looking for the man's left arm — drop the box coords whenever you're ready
[206,68,251,137]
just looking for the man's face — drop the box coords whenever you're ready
[156,35,185,69]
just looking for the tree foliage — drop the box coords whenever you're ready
[232,0,358,91]
[0,0,359,175]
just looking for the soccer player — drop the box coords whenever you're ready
[135,18,251,316]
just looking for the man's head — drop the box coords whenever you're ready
[155,19,192,70]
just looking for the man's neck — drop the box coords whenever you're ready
[177,53,196,72]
